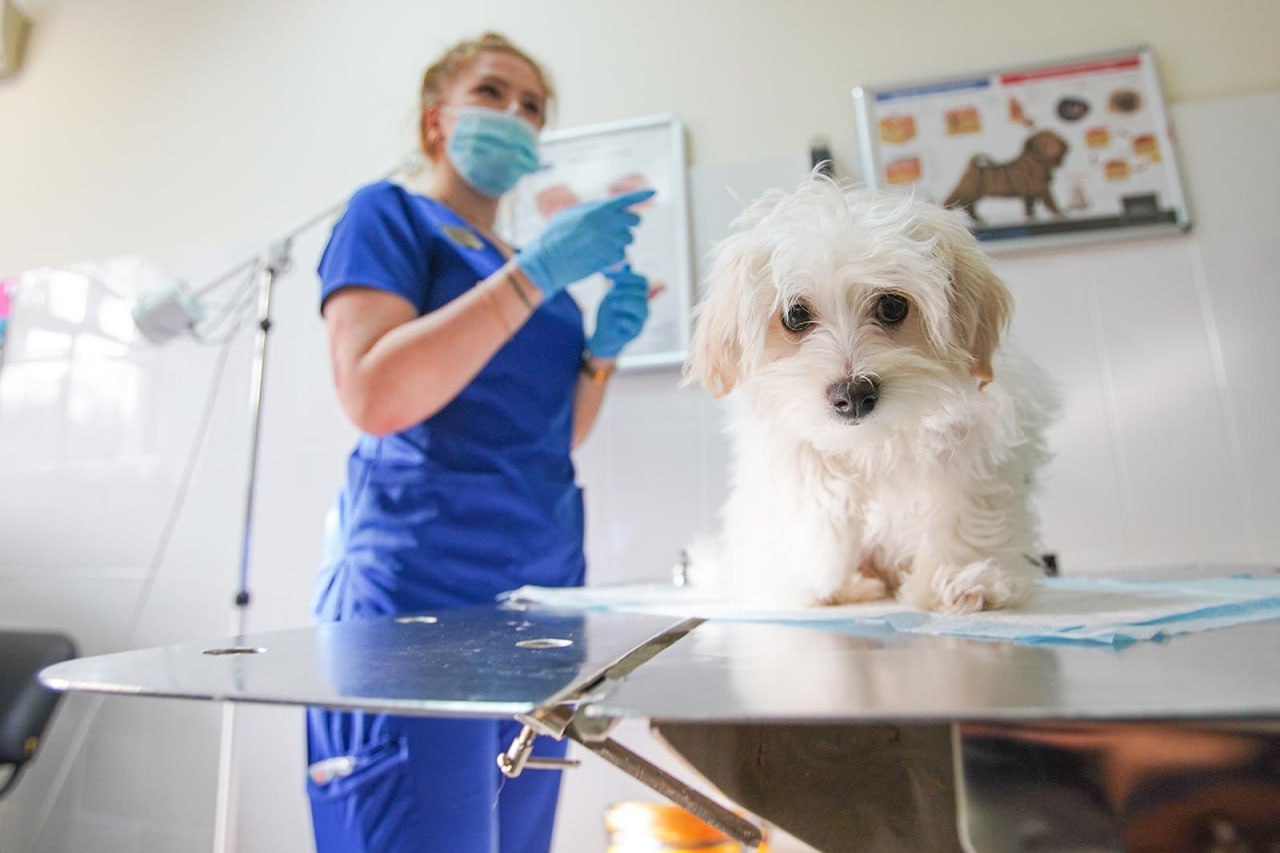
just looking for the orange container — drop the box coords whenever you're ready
[604,802,769,852]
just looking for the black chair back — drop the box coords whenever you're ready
[0,630,77,798]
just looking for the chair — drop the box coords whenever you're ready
[0,630,77,798]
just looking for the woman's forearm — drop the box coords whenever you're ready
[571,356,615,448]
[337,263,542,435]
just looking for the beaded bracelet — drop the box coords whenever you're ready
[506,268,535,312]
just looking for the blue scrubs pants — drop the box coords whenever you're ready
[307,709,569,852]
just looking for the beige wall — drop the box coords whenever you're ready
[2,0,1278,275]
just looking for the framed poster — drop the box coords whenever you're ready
[853,47,1191,247]
[503,114,693,370]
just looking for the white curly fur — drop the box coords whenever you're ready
[685,175,1059,614]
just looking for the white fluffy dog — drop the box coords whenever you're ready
[685,176,1057,614]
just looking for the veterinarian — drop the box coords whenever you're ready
[306,32,653,853]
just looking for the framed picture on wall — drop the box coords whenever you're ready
[853,47,1192,248]
[502,114,693,370]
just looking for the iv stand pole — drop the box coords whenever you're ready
[198,156,420,853]
[211,238,291,853]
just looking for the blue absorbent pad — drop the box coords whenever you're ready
[504,574,1280,648]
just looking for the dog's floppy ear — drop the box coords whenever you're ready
[915,204,1012,386]
[685,238,754,396]
[684,191,782,396]
[950,241,1012,387]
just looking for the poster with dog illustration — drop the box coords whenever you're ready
[853,48,1191,246]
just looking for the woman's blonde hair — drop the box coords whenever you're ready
[418,32,554,158]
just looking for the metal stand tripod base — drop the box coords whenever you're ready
[497,716,764,850]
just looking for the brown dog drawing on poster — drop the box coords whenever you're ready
[944,130,1069,223]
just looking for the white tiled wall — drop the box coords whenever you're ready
[1,93,1278,853]
[991,94,1280,570]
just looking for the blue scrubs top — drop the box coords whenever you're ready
[313,181,587,620]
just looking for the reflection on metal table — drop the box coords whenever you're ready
[40,589,1280,852]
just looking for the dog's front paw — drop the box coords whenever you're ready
[936,583,989,615]
[819,572,890,606]
[902,557,1036,614]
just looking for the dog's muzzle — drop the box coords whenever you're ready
[827,376,879,422]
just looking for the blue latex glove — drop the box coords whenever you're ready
[515,189,655,297]
[587,264,650,358]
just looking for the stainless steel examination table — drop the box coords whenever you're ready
[39,593,1280,851]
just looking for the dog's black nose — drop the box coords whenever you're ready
[827,376,879,421]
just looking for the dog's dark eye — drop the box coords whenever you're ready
[875,294,909,325]
[781,301,816,334]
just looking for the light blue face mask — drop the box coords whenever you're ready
[444,106,542,198]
